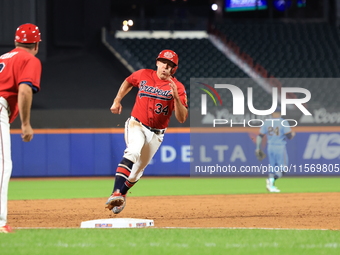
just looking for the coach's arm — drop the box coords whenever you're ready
[18,83,34,142]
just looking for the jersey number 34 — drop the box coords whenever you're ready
[155,103,169,115]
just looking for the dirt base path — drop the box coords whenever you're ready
[8,193,340,230]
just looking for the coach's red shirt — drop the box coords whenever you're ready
[0,48,41,123]
[126,69,187,129]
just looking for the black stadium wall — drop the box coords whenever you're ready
[0,0,151,129]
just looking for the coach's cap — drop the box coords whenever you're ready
[15,23,41,43]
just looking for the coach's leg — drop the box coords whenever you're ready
[0,107,12,227]
[120,131,164,195]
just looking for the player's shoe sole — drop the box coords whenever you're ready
[112,197,126,214]
[105,189,127,214]
[105,192,125,211]
[0,225,13,233]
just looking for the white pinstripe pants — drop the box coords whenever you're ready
[0,97,12,227]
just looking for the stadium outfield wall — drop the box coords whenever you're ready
[11,127,340,177]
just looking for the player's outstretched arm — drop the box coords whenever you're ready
[110,80,134,114]
[18,83,34,142]
[169,79,187,123]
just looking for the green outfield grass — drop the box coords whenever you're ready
[1,228,340,255]
[8,176,340,200]
[4,177,340,255]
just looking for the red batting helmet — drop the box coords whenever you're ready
[156,50,179,75]
[15,23,41,43]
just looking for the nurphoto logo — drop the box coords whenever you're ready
[200,84,312,127]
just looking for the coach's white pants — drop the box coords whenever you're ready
[0,97,12,227]
[123,117,164,182]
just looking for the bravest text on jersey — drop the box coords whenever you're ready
[139,82,173,101]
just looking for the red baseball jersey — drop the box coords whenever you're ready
[0,48,41,123]
[126,69,187,129]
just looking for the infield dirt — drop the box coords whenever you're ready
[8,192,340,229]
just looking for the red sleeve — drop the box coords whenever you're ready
[17,56,42,92]
[126,69,145,87]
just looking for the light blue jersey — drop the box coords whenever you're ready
[259,118,291,145]
[260,118,291,167]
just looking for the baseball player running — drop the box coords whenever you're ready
[255,108,295,192]
[105,50,188,214]
[0,24,42,233]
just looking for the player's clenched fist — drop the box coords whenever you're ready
[110,101,122,114]
[21,124,34,142]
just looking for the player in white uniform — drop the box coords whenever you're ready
[255,108,295,192]
[105,50,188,214]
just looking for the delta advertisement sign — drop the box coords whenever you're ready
[146,129,340,177]
[10,130,340,177]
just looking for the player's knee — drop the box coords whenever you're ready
[124,151,140,164]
